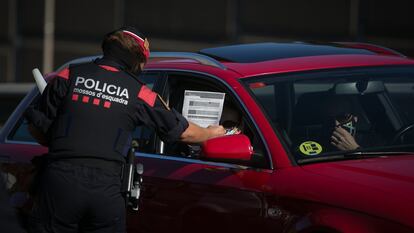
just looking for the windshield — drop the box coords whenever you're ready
[243,66,414,163]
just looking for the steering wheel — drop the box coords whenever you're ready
[392,123,414,144]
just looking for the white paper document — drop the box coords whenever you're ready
[182,90,226,128]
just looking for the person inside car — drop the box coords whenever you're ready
[293,92,361,153]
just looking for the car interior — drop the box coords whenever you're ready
[158,73,270,168]
[291,90,384,152]
[285,79,409,155]
[249,73,414,159]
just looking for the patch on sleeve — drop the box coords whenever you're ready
[57,68,70,80]
[137,85,157,107]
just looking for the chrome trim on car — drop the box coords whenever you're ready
[150,52,227,70]
[4,139,39,146]
[136,152,250,170]
[59,55,102,68]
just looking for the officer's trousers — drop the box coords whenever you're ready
[29,160,126,233]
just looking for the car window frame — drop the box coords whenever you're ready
[1,56,101,144]
[242,65,414,164]
[143,69,273,170]
[1,88,40,145]
[131,71,167,153]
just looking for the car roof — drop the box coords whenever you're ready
[62,43,414,80]
[147,42,414,79]
[224,54,414,78]
[199,42,377,63]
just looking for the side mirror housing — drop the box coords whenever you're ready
[201,134,253,162]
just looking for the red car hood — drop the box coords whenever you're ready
[301,154,414,227]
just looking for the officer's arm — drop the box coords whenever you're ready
[180,122,225,143]
[25,69,70,141]
[25,98,54,145]
[28,124,49,146]
[135,92,225,144]
[25,103,52,143]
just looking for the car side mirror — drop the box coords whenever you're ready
[201,134,253,163]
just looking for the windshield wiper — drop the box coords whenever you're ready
[297,150,414,165]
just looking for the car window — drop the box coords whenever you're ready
[244,66,414,163]
[7,118,37,143]
[131,72,161,153]
[7,72,160,150]
[384,80,414,122]
[160,72,270,169]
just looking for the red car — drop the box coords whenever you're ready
[1,42,414,233]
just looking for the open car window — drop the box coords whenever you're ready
[244,66,414,163]
[160,72,270,169]
[130,72,161,153]
[7,119,37,143]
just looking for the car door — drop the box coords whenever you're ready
[132,71,277,233]
[0,89,47,214]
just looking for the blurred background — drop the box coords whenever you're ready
[0,0,412,127]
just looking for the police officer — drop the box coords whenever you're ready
[26,26,225,233]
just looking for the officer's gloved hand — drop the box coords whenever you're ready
[28,124,49,147]
[207,125,226,138]
[24,105,51,146]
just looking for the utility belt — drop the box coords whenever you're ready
[31,151,143,211]
[61,157,124,175]
[54,155,143,211]
[32,155,124,174]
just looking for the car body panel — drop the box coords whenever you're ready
[301,155,414,228]
[130,153,274,232]
[0,144,47,163]
[1,42,414,232]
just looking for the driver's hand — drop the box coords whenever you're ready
[207,125,226,138]
[331,121,360,151]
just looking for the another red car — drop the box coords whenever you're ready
[1,42,414,233]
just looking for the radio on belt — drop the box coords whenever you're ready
[122,141,144,211]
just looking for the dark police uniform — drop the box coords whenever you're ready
[26,57,189,233]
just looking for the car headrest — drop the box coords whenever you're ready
[220,104,241,128]
[294,92,353,125]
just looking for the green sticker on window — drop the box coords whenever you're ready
[299,141,322,156]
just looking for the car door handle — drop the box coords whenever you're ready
[141,183,157,199]
[204,165,248,172]
[204,167,230,172]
